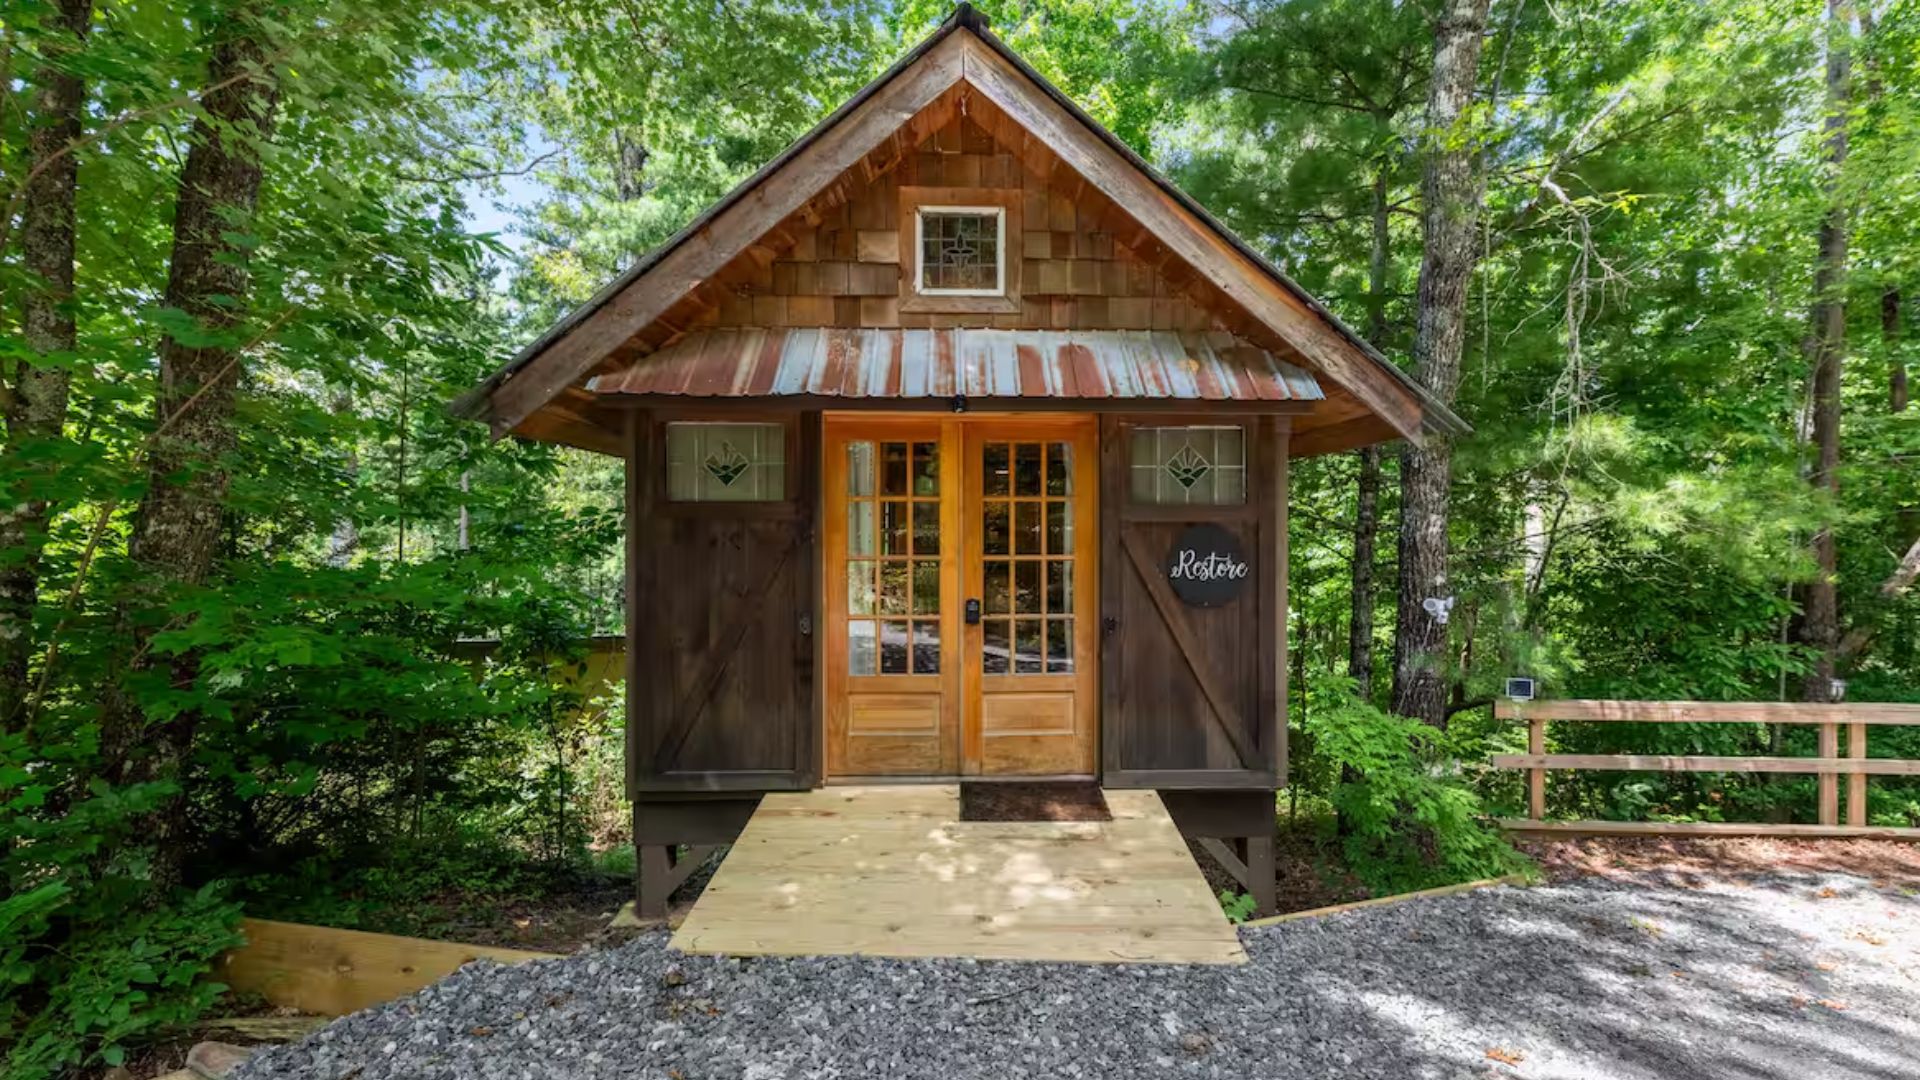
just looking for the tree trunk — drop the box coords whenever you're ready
[98,12,280,894]
[1349,163,1392,699]
[613,130,649,202]
[0,0,91,728]
[1800,0,1851,705]
[1391,0,1492,727]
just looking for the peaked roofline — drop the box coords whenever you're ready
[453,3,1466,441]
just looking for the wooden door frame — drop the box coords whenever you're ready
[958,415,1100,777]
[820,410,1101,782]
[822,415,962,777]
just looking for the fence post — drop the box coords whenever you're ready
[1528,717,1545,821]
[1847,721,1867,827]
[1818,721,1839,826]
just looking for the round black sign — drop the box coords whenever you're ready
[1164,523,1250,607]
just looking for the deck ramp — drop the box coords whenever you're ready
[670,786,1246,965]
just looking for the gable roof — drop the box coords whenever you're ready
[452,4,1466,447]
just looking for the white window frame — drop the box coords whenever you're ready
[913,205,1006,297]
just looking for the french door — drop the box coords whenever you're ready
[824,415,1098,778]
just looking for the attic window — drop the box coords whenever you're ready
[915,207,1004,295]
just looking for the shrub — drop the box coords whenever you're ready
[1,724,244,1079]
[1302,676,1532,894]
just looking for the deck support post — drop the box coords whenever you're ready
[1818,722,1839,825]
[1848,721,1868,827]
[631,796,762,920]
[1245,833,1276,917]
[1527,717,1546,820]
[1159,789,1278,919]
[637,844,672,919]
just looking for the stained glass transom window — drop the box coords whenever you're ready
[666,422,785,502]
[916,207,1003,294]
[1129,426,1246,505]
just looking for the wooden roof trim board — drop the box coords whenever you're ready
[452,30,971,436]
[452,4,1468,445]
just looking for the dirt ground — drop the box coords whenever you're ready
[416,879,637,953]
[1520,834,1920,889]
[1190,819,1373,915]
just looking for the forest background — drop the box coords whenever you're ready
[2,0,1915,1075]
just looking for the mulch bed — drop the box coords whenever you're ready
[1522,835,1920,888]
[1188,815,1372,913]
[959,781,1112,822]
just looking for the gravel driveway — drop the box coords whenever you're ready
[237,872,1919,1080]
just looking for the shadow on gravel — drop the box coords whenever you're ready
[1272,873,1918,1080]
[236,872,1919,1080]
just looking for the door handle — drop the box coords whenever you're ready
[965,598,982,625]
[1102,616,1118,638]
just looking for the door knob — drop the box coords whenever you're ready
[965,598,982,625]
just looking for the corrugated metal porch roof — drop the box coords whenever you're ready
[585,329,1326,403]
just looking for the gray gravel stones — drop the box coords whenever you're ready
[236,872,1919,1080]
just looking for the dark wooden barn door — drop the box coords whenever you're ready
[628,411,820,793]
[1099,415,1287,788]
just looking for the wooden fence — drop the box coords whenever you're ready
[1491,699,1920,840]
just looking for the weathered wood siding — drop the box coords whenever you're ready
[1099,414,1287,788]
[626,409,821,792]
[688,112,1223,335]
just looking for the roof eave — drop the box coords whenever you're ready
[454,2,1469,443]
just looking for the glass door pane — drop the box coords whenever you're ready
[978,440,1075,678]
[845,438,942,677]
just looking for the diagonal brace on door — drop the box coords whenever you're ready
[1120,532,1260,769]
[652,534,801,774]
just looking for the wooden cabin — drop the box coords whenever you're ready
[454,6,1462,919]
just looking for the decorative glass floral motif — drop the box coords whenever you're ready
[1164,442,1211,490]
[919,209,1001,293]
[1129,426,1245,505]
[666,423,784,502]
[703,440,750,486]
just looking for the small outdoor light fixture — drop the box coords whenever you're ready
[1421,595,1455,625]
[1504,676,1537,702]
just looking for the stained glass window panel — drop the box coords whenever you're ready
[917,208,1003,293]
[1127,426,1246,505]
[666,422,785,502]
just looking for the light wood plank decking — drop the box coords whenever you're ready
[670,786,1247,965]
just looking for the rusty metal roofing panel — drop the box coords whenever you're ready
[585,329,1327,404]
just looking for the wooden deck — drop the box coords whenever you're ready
[670,786,1247,965]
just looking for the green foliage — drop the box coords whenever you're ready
[3,0,1918,1067]
[1,721,243,1078]
[1216,889,1258,924]
[1302,678,1532,893]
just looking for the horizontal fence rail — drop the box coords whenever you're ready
[1491,699,1920,841]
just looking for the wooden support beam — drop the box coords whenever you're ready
[1490,753,1920,775]
[1495,699,1920,725]
[216,919,558,1017]
[1499,819,1920,841]
[1848,721,1868,827]
[1245,834,1276,918]
[1527,718,1546,820]
[1819,723,1840,825]
[1197,836,1248,888]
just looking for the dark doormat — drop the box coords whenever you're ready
[959,781,1112,822]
